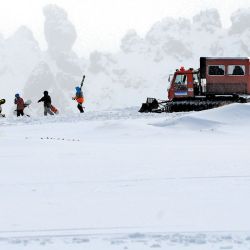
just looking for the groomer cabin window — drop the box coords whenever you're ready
[208,65,225,76]
[227,65,245,76]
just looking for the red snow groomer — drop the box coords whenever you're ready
[139,57,250,113]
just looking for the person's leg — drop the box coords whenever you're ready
[17,110,20,117]
[77,103,84,113]
[20,110,24,116]
[47,107,54,115]
[44,107,48,116]
[0,107,4,117]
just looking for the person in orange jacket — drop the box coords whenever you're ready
[72,86,84,113]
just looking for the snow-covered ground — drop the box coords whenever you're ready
[1,104,250,250]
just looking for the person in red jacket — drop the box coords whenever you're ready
[14,93,25,117]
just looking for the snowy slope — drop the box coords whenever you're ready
[2,7,250,113]
[0,104,250,249]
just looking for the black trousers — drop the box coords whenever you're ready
[77,103,84,113]
[17,110,24,117]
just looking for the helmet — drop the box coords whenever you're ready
[75,86,81,92]
[15,93,20,98]
[44,91,48,96]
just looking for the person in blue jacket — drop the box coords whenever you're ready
[72,86,84,113]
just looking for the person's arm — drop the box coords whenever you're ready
[38,97,44,103]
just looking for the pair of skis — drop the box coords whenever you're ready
[80,75,85,89]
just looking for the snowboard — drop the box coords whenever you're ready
[0,99,6,105]
[50,105,59,114]
[24,100,32,108]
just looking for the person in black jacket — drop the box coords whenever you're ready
[0,98,6,117]
[38,91,54,116]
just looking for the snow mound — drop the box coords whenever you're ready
[152,116,220,131]
[151,103,250,130]
[191,103,250,124]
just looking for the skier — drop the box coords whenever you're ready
[38,91,54,116]
[0,99,5,117]
[14,94,25,117]
[72,86,84,113]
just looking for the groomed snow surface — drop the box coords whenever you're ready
[1,103,250,250]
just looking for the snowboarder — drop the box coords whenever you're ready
[72,86,84,113]
[0,99,6,117]
[38,91,54,116]
[14,94,25,117]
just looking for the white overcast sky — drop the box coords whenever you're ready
[1,0,250,56]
